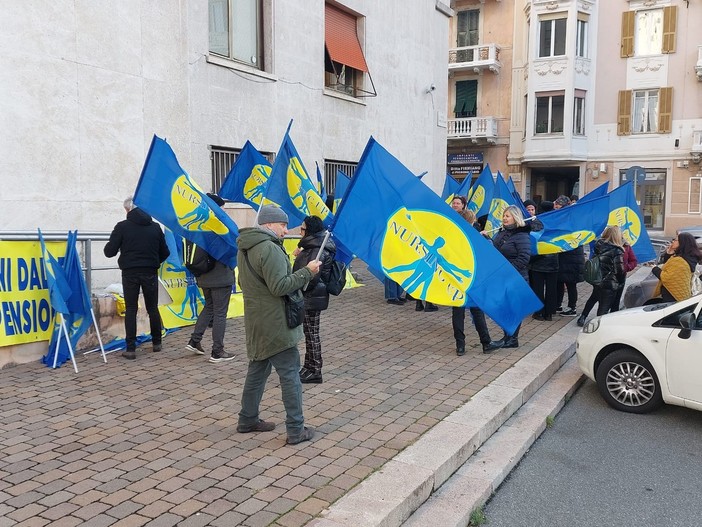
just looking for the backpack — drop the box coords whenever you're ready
[326,260,347,296]
[584,255,603,286]
[184,240,216,277]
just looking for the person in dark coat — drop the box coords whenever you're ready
[185,193,236,364]
[577,226,626,326]
[528,201,558,321]
[292,216,335,384]
[104,196,170,360]
[552,196,583,317]
[487,205,532,349]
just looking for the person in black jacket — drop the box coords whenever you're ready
[185,194,236,364]
[552,196,583,317]
[528,201,559,321]
[577,225,626,326]
[487,206,532,349]
[292,216,335,384]
[104,196,170,360]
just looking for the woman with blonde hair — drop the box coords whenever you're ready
[577,225,626,326]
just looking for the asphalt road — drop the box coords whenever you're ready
[483,380,702,527]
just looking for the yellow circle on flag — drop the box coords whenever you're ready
[243,164,273,205]
[380,209,475,306]
[171,175,229,234]
[536,230,596,254]
[608,207,641,245]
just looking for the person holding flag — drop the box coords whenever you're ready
[486,206,532,349]
[104,196,170,360]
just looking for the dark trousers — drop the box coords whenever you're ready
[190,286,232,354]
[610,284,625,312]
[530,271,558,316]
[122,271,161,352]
[452,306,491,345]
[582,286,616,318]
[557,281,578,310]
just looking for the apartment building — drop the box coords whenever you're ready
[448,0,702,235]
[0,1,451,233]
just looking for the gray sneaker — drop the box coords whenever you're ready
[209,351,235,363]
[286,427,315,445]
[186,341,205,355]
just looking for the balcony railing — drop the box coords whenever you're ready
[696,45,702,81]
[448,43,502,74]
[447,117,498,143]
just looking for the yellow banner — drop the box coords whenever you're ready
[0,240,67,346]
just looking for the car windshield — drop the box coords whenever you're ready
[654,303,699,327]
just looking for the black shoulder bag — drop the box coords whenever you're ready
[241,249,305,329]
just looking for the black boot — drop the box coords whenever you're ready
[483,340,503,353]
[577,315,586,327]
[456,341,465,356]
[424,302,438,312]
[503,336,519,348]
[415,300,424,311]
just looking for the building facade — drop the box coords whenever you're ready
[1,0,451,233]
[448,0,702,235]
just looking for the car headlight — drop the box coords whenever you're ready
[582,317,601,334]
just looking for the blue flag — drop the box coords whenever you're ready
[578,181,609,203]
[42,231,94,368]
[441,173,461,202]
[133,135,239,268]
[530,194,611,254]
[333,170,351,214]
[218,140,275,208]
[607,182,657,262]
[484,173,519,237]
[315,162,328,203]
[454,173,475,200]
[330,137,541,334]
[467,165,495,218]
[38,229,70,316]
[265,126,332,228]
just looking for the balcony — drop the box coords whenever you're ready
[696,45,702,81]
[448,43,502,74]
[447,117,498,143]
[692,130,702,156]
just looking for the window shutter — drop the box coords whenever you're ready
[620,11,634,58]
[658,87,673,134]
[617,90,632,136]
[662,6,677,54]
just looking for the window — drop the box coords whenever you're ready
[210,145,273,193]
[208,0,262,68]
[621,6,677,58]
[619,169,666,229]
[576,17,588,58]
[573,91,586,136]
[324,3,375,97]
[535,92,564,135]
[456,10,479,62]
[323,160,357,195]
[538,17,566,58]
[617,88,672,135]
[454,80,478,118]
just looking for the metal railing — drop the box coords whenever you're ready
[0,231,114,296]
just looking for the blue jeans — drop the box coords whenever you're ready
[189,286,232,354]
[238,346,304,436]
[384,278,404,300]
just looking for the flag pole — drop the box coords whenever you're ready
[90,308,107,363]
[53,314,79,373]
[482,215,537,236]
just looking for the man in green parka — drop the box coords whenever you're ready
[236,205,321,445]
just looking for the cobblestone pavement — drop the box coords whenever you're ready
[0,266,584,527]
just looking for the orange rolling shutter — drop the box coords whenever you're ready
[325,4,369,72]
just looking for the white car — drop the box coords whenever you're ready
[576,296,702,414]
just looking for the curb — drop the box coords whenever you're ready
[308,321,583,527]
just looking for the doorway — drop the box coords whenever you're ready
[528,166,580,205]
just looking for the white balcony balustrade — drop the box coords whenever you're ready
[448,43,502,74]
[447,117,498,143]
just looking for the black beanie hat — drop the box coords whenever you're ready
[303,215,325,235]
[523,199,537,208]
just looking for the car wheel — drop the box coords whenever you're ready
[595,349,663,414]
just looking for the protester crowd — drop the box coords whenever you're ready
[103,178,701,446]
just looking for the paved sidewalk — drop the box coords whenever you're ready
[0,265,585,527]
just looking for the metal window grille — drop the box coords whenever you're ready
[210,146,239,193]
[323,160,357,195]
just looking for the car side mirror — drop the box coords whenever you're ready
[678,312,695,340]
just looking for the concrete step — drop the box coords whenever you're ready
[308,321,583,527]
[401,355,585,527]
